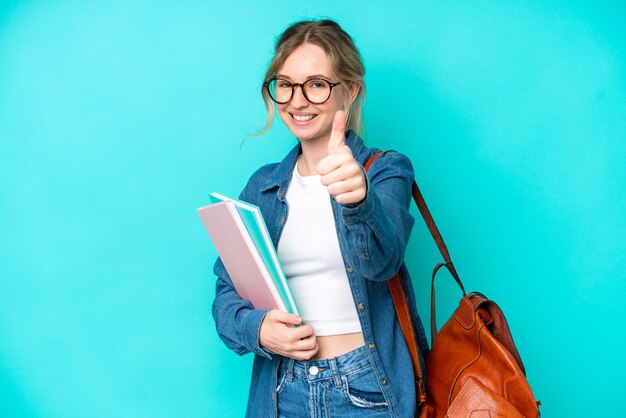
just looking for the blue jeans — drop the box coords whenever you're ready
[276,345,391,418]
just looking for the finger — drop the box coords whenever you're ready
[290,323,316,340]
[291,335,318,352]
[269,310,302,325]
[316,150,350,177]
[333,190,366,205]
[291,344,319,361]
[326,177,363,197]
[320,163,362,187]
[326,110,347,153]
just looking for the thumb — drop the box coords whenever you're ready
[327,109,347,153]
[269,309,302,325]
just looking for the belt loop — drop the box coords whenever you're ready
[285,358,295,382]
[328,358,341,388]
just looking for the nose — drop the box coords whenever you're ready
[290,84,309,108]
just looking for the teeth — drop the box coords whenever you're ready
[292,114,315,122]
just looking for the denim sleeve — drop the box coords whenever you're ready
[212,258,273,358]
[210,173,274,359]
[339,151,416,281]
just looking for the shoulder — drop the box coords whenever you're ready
[376,150,413,167]
[359,148,415,208]
[360,147,415,179]
[352,130,413,173]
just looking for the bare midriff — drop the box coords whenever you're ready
[312,332,365,359]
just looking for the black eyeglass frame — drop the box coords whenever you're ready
[263,77,342,105]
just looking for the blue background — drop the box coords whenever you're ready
[1,1,624,417]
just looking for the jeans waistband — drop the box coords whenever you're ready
[280,345,370,384]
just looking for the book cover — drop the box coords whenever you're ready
[197,200,287,312]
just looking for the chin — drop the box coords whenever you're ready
[292,128,326,143]
[282,119,327,142]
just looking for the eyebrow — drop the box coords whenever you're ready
[276,73,332,81]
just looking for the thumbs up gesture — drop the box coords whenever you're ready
[317,110,367,205]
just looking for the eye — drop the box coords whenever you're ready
[276,80,292,88]
[308,80,328,89]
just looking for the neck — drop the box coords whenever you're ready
[297,136,330,176]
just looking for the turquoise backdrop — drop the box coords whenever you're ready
[1,1,624,417]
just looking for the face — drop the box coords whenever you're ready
[275,43,356,144]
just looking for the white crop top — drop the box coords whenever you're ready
[276,157,363,336]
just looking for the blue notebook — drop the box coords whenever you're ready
[209,192,300,316]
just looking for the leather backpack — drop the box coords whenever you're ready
[365,151,541,418]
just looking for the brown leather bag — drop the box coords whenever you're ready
[364,152,541,418]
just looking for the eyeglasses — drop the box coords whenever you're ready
[263,77,342,105]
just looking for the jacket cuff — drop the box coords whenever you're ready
[241,309,273,359]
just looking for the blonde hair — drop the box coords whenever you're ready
[252,19,366,139]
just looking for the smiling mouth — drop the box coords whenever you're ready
[290,113,317,122]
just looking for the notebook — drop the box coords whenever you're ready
[208,192,300,316]
[197,199,298,314]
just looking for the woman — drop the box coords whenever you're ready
[212,19,428,418]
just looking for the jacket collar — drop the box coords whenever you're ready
[260,130,364,193]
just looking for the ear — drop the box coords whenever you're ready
[345,81,360,106]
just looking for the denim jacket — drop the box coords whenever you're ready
[212,130,429,417]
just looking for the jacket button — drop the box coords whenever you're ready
[368,343,375,349]
[381,378,388,385]
[358,303,365,310]
[347,267,353,273]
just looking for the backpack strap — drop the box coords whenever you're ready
[364,150,466,405]
[410,171,466,344]
[363,151,427,403]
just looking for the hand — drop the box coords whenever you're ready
[259,310,318,360]
[317,110,367,205]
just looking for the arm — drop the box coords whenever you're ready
[339,151,416,281]
[317,111,415,281]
